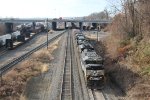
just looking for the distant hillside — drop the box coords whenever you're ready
[83,10,111,20]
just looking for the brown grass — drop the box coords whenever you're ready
[104,33,120,59]
[32,50,53,63]
[90,1,150,99]
[94,17,150,99]
[0,38,60,100]
[126,83,150,100]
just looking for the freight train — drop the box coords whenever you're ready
[75,32,105,89]
[0,22,46,49]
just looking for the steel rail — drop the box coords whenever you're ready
[0,48,7,57]
[59,31,73,100]
[0,31,66,75]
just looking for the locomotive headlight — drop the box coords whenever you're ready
[89,77,94,80]
[99,76,103,79]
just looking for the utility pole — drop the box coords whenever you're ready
[0,71,2,86]
[97,24,99,42]
[46,18,48,49]
[97,23,101,42]
[97,30,98,42]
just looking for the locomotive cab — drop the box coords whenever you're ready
[81,53,105,89]
[86,64,105,89]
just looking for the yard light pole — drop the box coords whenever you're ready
[97,23,100,42]
[97,29,98,42]
[46,18,48,49]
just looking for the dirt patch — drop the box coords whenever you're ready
[85,33,98,40]
[21,34,66,100]
[0,38,60,100]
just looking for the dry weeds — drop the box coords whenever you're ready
[89,1,150,99]
[0,38,60,100]
[94,31,150,99]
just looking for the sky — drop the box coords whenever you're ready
[0,0,110,18]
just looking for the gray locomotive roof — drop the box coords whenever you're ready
[83,51,97,56]
[81,51,103,61]
[82,56,103,61]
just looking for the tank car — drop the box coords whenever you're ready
[0,34,11,48]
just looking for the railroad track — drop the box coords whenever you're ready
[88,89,107,100]
[0,32,41,57]
[0,32,39,57]
[92,90,97,100]
[59,31,73,100]
[72,31,91,100]
[0,31,66,75]
[0,47,7,57]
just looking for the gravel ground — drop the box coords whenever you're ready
[83,30,110,41]
[0,31,64,68]
[72,41,85,100]
[23,32,67,100]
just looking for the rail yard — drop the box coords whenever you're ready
[0,13,139,100]
[0,0,149,99]
[0,26,123,100]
